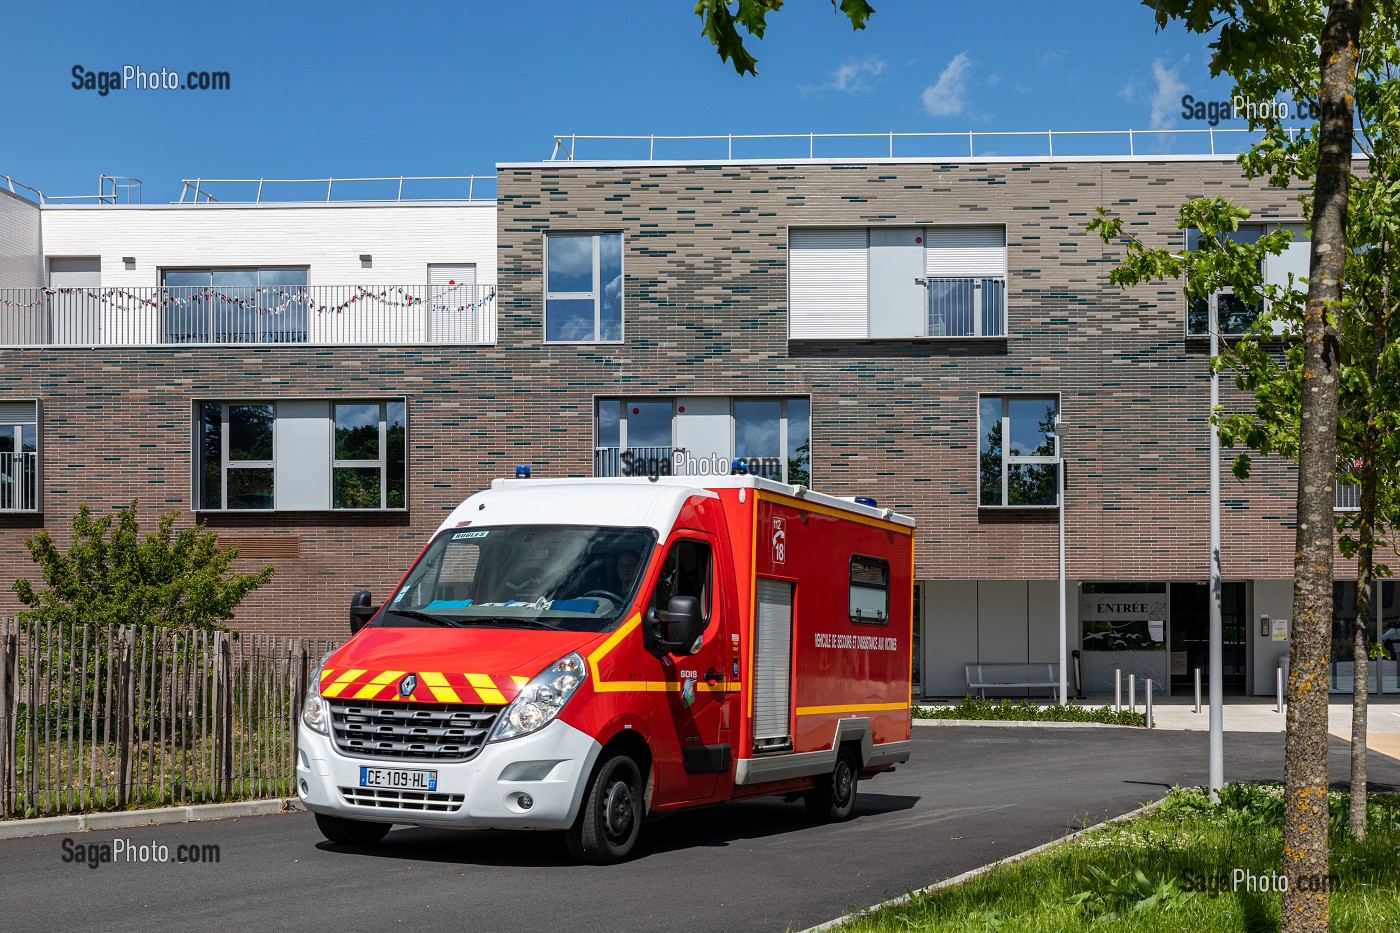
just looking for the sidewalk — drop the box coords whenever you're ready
[1114,694,1400,761]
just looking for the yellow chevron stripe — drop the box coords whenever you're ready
[466,673,506,705]
[321,668,366,698]
[319,668,334,682]
[352,669,406,701]
[421,671,462,704]
[510,675,529,688]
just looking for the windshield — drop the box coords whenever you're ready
[377,524,657,632]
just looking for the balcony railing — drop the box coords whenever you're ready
[594,446,675,478]
[0,450,39,511]
[927,277,1005,338]
[0,285,496,347]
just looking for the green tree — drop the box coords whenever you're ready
[13,501,274,630]
[694,0,874,76]
[1096,3,1371,927]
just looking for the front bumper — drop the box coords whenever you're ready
[297,718,602,830]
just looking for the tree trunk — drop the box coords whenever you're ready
[1282,2,1361,931]
[1349,241,1385,842]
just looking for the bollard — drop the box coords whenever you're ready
[1277,666,1284,714]
[1115,668,1122,712]
[1195,667,1202,714]
[1146,678,1153,728]
[1129,673,1137,713]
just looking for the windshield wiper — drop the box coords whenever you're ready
[385,608,463,627]
[463,616,565,631]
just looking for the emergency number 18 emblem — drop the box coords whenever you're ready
[771,517,786,565]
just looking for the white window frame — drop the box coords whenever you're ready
[0,399,41,513]
[787,224,1007,340]
[1185,222,1305,337]
[978,393,1060,509]
[593,396,811,484]
[331,400,406,511]
[543,231,623,344]
[195,398,407,512]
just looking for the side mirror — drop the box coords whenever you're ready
[645,595,703,655]
[349,590,379,635]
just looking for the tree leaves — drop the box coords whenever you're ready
[694,0,874,76]
[12,501,274,630]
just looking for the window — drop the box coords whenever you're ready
[0,400,40,512]
[594,396,811,483]
[196,399,406,511]
[849,556,889,623]
[333,401,407,509]
[163,268,309,344]
[1186,224,1308,336]
[789,226,1006,339]
[979,395,1058,508]
[651,539,712,624]
[544,232,622,342]
[1336,482,1360,512]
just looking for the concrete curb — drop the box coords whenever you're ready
[912,718,1142,730]
[0,798,303,840]
[797,797,1167,933]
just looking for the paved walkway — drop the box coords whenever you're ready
[919,695,1400,762]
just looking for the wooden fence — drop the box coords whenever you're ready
[0,618,341,818]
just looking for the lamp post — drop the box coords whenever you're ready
[1209,297,1224,796]
[1054,416,1069,706]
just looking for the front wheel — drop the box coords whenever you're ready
[805,747,859,822]
[566,752,644,864]
[315,813,392,846]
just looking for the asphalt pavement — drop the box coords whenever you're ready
[2,728,1396,933]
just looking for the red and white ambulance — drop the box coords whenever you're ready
[296,475,914,862]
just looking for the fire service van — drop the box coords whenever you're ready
[296,475,914,862]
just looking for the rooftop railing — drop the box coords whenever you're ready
[0,284,496,347]
[176,175,497,204]
[546,127,1325,162]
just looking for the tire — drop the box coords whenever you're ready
[315,812,392,846]
[566,752,644,864]
[805,747,860,823]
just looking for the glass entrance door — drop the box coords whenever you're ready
[1169,582,1247,695]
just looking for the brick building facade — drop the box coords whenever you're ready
[2,152,1394,698]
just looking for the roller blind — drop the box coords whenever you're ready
[788,229,868,338]
[924,226,1006,277]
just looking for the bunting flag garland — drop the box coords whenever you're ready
[0,285,497,316]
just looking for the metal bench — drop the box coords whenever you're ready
[965,663,1061,702]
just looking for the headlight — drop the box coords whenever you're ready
[489,652,588,742]
[302,653,335,735]
[302,687,330,735]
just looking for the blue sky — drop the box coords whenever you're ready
[1,1,1249,202]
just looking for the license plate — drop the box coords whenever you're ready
[358,767,438,791]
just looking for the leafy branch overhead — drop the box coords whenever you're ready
[694,0,874,76]
[12,502,274,630]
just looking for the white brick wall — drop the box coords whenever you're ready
[0,189,43,288]
[39,201,496,286]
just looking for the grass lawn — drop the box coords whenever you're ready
[914,696,1147,727]
[831,785,1400,932]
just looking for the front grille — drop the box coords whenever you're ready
[339,786,466,812]
[329,700,501,761]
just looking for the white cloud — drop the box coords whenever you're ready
[921,52,973,118]
[829,56,886,93]
[1149,57,1187,130]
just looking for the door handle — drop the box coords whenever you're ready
[704,667,722,685]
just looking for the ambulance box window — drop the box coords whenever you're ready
[849,555,890,624]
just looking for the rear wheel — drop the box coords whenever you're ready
[566,751,644,864]
[805,747,860,822]
[315,813,392,846]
